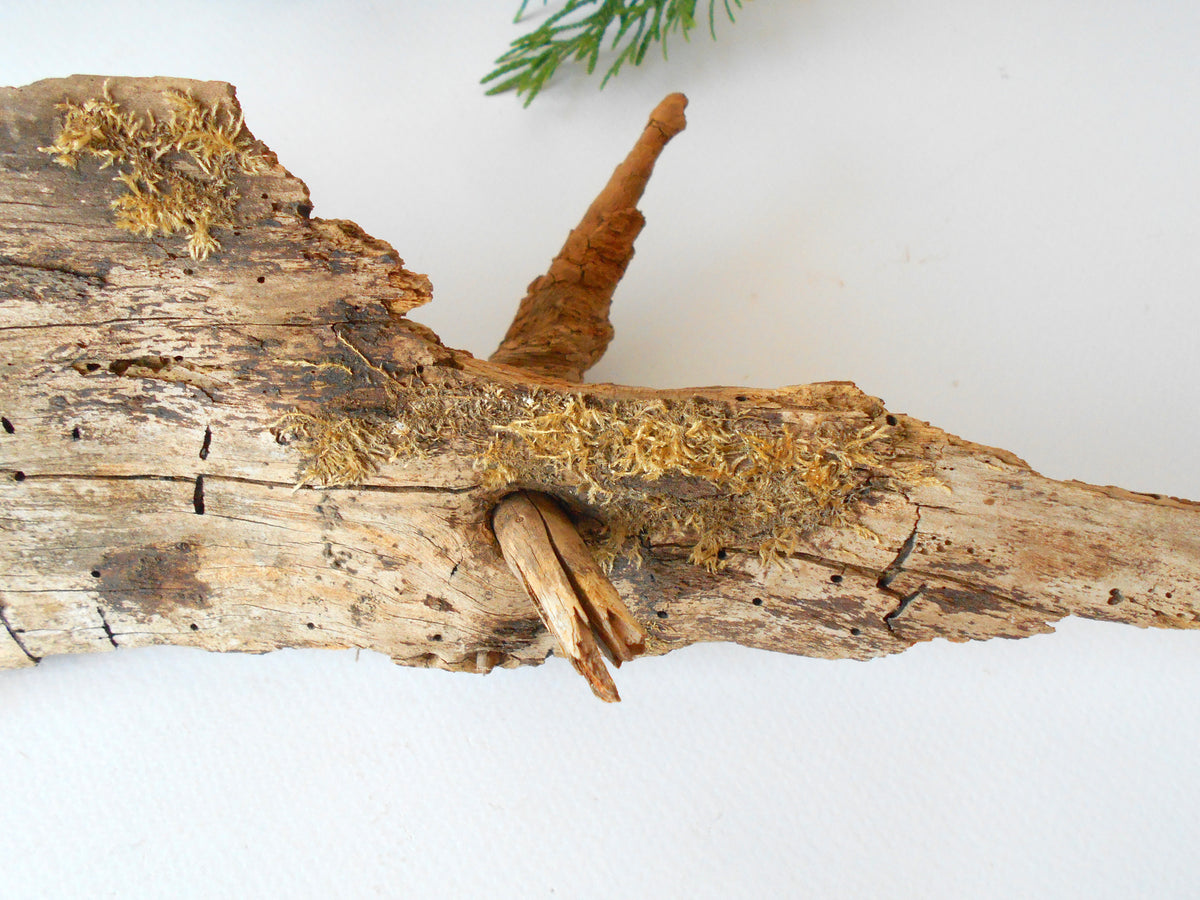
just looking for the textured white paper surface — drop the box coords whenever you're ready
[4,2,1200,896]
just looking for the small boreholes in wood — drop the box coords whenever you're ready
[885,414,898,426]
[91,569,101,578]
[183,268,194,276]
[1108,588,1125,606]
[192,475,205,515]
[260,192,269,199]
[256,276,265,284]
[190,623,199,631]
[13,471,25,482]
[430,634,443,642]
[752,597,763,606]
[850,627,862,636]
[1166,591,1174,599]
[306,622,316,630]
[71,426,81,441]
[716,548,728,561]
[735,395,748,402]
[656,609,668,619]
[1,417,13,434]
[830,574,844,584]
[199,426,212,460]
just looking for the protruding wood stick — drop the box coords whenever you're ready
[527,492,646,663]
[493,492,645,701]
[490,92,688,382]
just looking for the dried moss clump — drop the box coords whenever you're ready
[40,86,268,259]
[279,378,923,570]
[479,392,899,569]
[274,411,405,488]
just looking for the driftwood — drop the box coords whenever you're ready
[2,76,1198,700]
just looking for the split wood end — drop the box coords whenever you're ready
[492,492,647,702]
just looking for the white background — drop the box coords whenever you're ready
[4,2,1200,896]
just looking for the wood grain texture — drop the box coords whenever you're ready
[493,492,626,702]
[2,76,1198,687]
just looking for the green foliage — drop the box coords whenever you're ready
[483,0,746,105]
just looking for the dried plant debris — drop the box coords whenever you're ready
[39,85,269,259]
[274,410,404,488]
[277,378,932,570]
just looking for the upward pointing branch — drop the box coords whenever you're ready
[490,92,688,382]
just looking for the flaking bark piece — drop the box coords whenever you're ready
[490,92,688,382]
[493,492,646,701]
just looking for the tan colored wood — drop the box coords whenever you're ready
[2,76,1199,698]
[490,92,688,382]
[493,493,623,702]
[526,492,646,664]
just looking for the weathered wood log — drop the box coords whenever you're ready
[2,76,1198,698]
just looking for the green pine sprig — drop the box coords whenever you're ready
[483,0,745,105]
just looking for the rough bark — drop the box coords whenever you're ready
[2,76,1198,693]
[490,92,687,381]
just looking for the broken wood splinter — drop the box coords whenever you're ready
[493,492,646,702]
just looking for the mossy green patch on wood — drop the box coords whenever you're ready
[39,86,268,259]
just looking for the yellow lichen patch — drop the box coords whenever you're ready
[278,376,930,571]
[39,86,268,259]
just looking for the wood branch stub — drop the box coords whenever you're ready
[493,491,644,701]
[490,92,688,382]
[526,492,646,664]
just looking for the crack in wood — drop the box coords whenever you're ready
[0,605,40,663]
[884,587,925,633]
[4,470,475,495]
[0,318,373,334]
[0,317,187,333]
[0,256,107,285]
[95,606,119,648]
[877,509,921,590]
